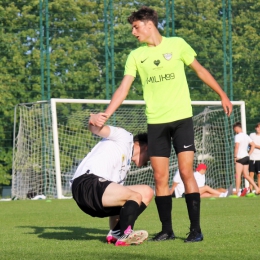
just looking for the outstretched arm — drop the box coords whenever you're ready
[90,75,134,127]
[189,59,233,116]
[88,113,111,138]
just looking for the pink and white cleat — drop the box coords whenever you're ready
[115,226,148,246]
[106,230,121,244]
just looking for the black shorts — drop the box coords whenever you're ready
[249,160,260,174]
[236,156,250,165]
[147,117,195,157]
[71,173,121,218]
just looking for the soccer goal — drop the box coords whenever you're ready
[12,99,246,199]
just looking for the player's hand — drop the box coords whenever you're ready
[221,95,233,116]
[89,113,109,127]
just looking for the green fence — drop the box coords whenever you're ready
[0,0,260,185]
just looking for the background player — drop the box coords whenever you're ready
[249,122,260,192]
[170,164,230,198]
[90,6,232,243]
[71,113,153,246]
[233,122,260,195]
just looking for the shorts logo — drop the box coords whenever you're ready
[99,178,107,182]
[184,144,193,148]
[154,60,160,66]
[163,53,172,61]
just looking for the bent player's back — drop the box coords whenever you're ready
[72,126,133,184]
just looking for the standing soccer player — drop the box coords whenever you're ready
[90,6,232,242]
[249,122,260,191]
[233,122,260,195]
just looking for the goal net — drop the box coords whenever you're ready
[12,99,246,199]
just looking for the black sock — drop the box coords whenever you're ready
[112,220,121,231]
[155,195,173,234]
[185,193,201,232]
[114,202,146,232]
[137,202,147,217]
[119,200,139,235]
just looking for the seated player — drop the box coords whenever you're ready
[70,113,153,246]
[194,163,231,198]
[170,164,231,198]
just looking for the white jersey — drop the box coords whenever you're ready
[249,133,260,161]
[72,126,133,185]
[173,170,185,198]
[234,132,252,159]
[194,171,205,188]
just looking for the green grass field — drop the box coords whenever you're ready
[1,197,260,260]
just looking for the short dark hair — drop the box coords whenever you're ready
[133,132,148,146]
[233,122,242,129]
[127,6,158,27]
[255,122,260,128]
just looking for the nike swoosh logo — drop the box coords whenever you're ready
[141,58,148,63]
[184,144,193,148]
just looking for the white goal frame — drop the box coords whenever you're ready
[50,98,246,199]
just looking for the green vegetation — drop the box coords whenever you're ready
[1,0,260,184]
[1,197,260,259]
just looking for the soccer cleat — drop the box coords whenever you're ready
[149,231,175,241]
[115,225,148,246]
[184,229,203,243]
[106,229,121,244]
[240,188,248,197]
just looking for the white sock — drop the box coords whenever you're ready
[219,193,225,197]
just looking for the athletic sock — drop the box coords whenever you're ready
[119,200,139,235]
[185,193,201,232]
[137,202,147,217]
[155,195,173,234]
[114,202,147,232]
[112,220,121,231]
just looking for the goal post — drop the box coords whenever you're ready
[12,99,246,199]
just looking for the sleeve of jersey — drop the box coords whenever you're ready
[124,51,137,77]
[180,38,197,66]
[107,125,133,142]
[234,135,240,143]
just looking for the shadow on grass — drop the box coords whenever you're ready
[17,226,108,242]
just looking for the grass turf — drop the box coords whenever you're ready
[1,197,260,260]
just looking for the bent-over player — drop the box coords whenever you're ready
[90,6,232,242]
[71,113,153,246]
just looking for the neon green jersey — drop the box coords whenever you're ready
[124,37,197,124]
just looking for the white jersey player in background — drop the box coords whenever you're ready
[71,113,153,246]
[249,122,260,191]
[170,164,229,198]
[233,122,260,195]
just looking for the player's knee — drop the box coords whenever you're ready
[154,172,168,185]
[141,186,154,205]
[129,191,142,204]
[179,168,194,182]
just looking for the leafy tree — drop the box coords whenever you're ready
[0,0,260,185]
